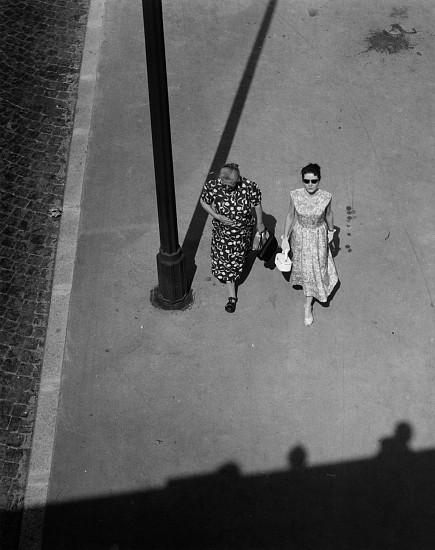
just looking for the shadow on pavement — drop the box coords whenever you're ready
[4,421,435,549]
[261,211,279,271]
[330,225,341,258]
[182,0,278,290]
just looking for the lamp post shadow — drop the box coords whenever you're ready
[182,0,278,291]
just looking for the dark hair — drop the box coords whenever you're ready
[301,163,321,179]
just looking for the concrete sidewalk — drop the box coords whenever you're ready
[22,0,435,547]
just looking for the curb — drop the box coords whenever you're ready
[18,0,106,547]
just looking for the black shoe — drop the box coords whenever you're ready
[225,297,238,313]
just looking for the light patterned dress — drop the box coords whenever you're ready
[290,188,339,302]
[201,177,261,283]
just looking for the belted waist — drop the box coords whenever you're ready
[296,216,325,229]
[213,218,254,231]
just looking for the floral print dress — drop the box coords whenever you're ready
[201,177,261,283]
[290,188,339,302]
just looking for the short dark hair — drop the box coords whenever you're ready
[301,163,321,179]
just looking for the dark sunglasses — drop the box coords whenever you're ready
[303,178,319,184]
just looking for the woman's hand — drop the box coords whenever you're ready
[328,229,335,243]
[215,214,235,226]
[281,235,290,251]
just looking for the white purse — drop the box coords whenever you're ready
[275,248,292,272]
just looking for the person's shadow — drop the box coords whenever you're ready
[373,422,416,548]
[321,224,341,306]
[288,445,308,472]
[330,225,341,258]
[377,421,413,463]
[261,211,279,270]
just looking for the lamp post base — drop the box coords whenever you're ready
[150,248,194,310]
[150,286,194,311]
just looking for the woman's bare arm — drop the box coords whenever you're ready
[254,203,265,232]
[283,195,296,239]
[325,199,334,231]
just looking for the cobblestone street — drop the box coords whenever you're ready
[0,0,90,546]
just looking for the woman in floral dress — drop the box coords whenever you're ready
[281,163,338,326]
[200,163,264,313]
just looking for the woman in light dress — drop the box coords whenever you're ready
[281,163,339,326]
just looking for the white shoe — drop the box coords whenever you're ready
[304,305,313,326]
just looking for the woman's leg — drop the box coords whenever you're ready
[226,281,236,298]
[224,280,238,312]
[304,295,314,326]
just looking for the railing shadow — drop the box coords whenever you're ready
[4,420,435,549]
[182,0,278,290]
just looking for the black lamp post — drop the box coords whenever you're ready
[141,0,192,308]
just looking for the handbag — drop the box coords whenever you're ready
[275,248,292,272]
[256,228,278,262]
